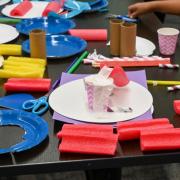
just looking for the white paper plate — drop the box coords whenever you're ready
[136,36,156,56]
[49,79,153,123]
[1,1,61,19]
[0,0,10,6]
[107,36,156,56]
[0,24,19,44]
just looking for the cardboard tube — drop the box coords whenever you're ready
[30,29,46,60]
[120,22,137,57]
[109,19,123,56]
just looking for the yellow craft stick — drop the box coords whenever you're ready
[0,44,22,56]
[147,80,180,86]
[4,61,45,68]
[7,56,46,66]
[0,69,43,78]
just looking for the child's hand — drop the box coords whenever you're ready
[128,2,152,18]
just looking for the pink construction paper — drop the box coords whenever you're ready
[52,70,153,125]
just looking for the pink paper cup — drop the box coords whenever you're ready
[84,76,114,112]
[157,27,179,55]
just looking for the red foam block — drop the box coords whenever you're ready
[69,29,107,41]
[174,100,180,115]
[10,0,32,16]
[59,134,118,155]
[118,124,174,141]
[4,78,51,92]
[42,1,61,16]
[117,118,170,130]
[57,124,113,139]
[140,128,180,151]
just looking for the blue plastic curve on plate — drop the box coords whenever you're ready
[16,16,76,35]
[85,0,108,12]
[0,109,48,154]
[22,34,87,58]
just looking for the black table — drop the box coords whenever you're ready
[0,0,180,179]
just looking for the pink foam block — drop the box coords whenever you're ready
[174,100,180,115]
[118,124,173,141]
[140,128,180,151]
[10,0,32,16]
[117,118,170,130]
[69,29,107,41]
[59,134,118,155]
[42,1,61,16]
[4,78,51,92]
[57,124,113,139]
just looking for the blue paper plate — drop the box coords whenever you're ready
[16,16,76,35]
[0,109,48,154]
[86,0,108,12]
[22,34,87,58]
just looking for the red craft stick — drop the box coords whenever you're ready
[69,29,107,41]
[10,0,32,16]
[117,118,170,129]
[4,78,51,92]
[57,124,113,139]
[118,124,173,141]
[42,1,61,16]
[98,59,171,67]
[140,128,180,151]
[59,134,118,155]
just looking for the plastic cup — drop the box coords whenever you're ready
[157,27,179,55]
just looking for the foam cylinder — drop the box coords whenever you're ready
[69,29,107,41]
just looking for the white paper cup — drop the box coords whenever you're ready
[157,27,179,55]
[84,75,114,112]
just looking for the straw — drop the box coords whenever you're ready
[67,51,89,74]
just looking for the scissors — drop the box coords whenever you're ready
[106,14,139,23]
[22,93,49,115]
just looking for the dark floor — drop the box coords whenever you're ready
[1,163,180,180]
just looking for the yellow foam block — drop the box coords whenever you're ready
[0,69,44,78]
[0,44,22,56]
[3,65,45,75]
[4,60,45,68]
[7,56,46,66]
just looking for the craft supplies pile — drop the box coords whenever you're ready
[0,0,179,157]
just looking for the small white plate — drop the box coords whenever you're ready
[0,24,19,44]
[49,79,153,123]
[107,36,156,56]
[136,36,156,56]
[0,0,10,6]
[1,1,60,19]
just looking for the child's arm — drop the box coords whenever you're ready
[128,1,180,18]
